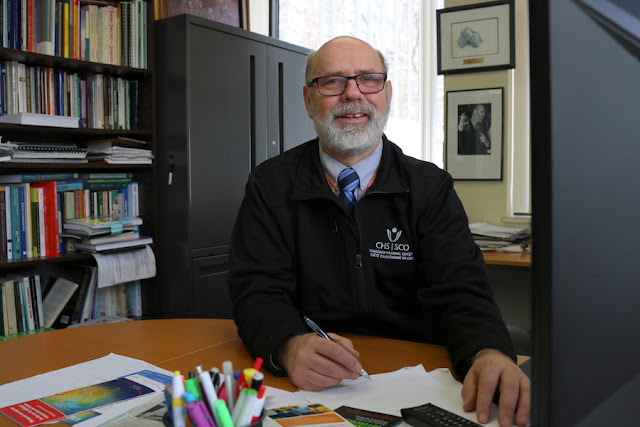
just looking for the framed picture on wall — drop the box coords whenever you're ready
[436,0,515,75]
[445,88,504,180]
[164,0,248,29]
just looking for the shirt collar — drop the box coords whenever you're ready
[319,140,383,193]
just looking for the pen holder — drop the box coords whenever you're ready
[162,408,266,427]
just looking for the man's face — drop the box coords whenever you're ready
[303,38,393,156]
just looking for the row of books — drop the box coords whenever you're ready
[0,60,140,129]
[0,272,45,336]
[0,137,153,164]
[0,269,143,338]
[1,0,148,69]
[0,171,141,260]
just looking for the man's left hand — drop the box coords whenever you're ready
[461,349,530,427]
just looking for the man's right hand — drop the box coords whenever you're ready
[280,333,363,390]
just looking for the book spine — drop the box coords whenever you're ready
[13,281,24,332]
[0,283,5,336]
[10,187,22,259]
[57,191,65,254]
[0,61,4,115]
[22,277,35,331]
[0,189,7,260]
[3,187,12,260]
[37,187,46,257]
[27,275,39,330]
[33,275,44,328]
[30,187,39,258]
[32,181,59,257]
[4,281,18,335]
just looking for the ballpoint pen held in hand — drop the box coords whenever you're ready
[303,316,371,380]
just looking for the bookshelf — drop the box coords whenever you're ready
[0,0,158,335]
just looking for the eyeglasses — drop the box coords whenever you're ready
[310,73,388,96]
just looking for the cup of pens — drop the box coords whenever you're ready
[163,358,267,427]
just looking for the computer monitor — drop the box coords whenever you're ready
[529,0,640,425]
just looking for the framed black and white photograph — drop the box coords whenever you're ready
[437,0,515,75]
[446,88,503,180]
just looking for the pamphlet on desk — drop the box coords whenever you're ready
[0,354,173,427]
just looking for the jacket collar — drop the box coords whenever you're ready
[291,135,410,201]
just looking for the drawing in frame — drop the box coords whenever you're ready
[445,88,504,180]
[436,0,515,75]
[165,0,248,29]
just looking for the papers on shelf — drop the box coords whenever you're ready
[469,222,527,239]
[86,146,154,165]
[0,113,80,128]
[469,222,531,252]
[91,245,156,288]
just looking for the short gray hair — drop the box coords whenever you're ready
[305,48,389,86]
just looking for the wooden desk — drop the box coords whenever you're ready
[482,251,531,267]
[0,319,453,426]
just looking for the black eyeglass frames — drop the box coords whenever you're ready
[309,73,387,96]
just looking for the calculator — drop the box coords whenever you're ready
[400,402,481,427]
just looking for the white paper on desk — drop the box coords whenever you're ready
[0,353,172,427]
[294,365,500,426]
[264,386,313,410]
[92,245,156,288]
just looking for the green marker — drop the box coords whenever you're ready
[215,398,235,427]
[184,375,203,401]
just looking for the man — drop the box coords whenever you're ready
[229,36,530,427]
[458,104,491,155]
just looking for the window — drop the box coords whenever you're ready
[278,0,444,164]
[277,0,529,217]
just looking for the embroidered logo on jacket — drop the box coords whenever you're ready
[370,227,414,261]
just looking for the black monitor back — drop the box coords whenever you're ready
[530,0,640,425]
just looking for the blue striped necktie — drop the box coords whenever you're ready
[337,168,360,215]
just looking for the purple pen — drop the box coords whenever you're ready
[184,391,215,427]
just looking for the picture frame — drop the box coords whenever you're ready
[445,88,504,180]
[436,0,514,75]
[163,0,248,29]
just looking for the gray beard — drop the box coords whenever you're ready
[310,100,389,156]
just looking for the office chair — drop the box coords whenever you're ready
[507,324,532,356]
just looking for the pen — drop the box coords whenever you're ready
[171,371,187,427]
[303,316,371,380]
[223,360,236,411]
[197,365,221,427]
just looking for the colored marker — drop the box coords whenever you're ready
[235,388,258,427]
[163,384,174,425]
[243,357,263,389]
[231,388,250,425]
[236,372,247,398]
[185,373,203,402]
[184,391,215,427]
[222,361,236,411]
[250,385,267,424]
[250,371,264,391]
[197,365,221,427]
[172,371,187,427]
[215,399,235,427]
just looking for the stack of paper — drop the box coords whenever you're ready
[1,141,88,163]
[86,146,153,165]
[469,222,531,252]
[62,215,151,252]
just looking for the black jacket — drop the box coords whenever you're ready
[228,136,514,380]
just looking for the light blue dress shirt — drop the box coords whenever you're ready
[319,140,383,201]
